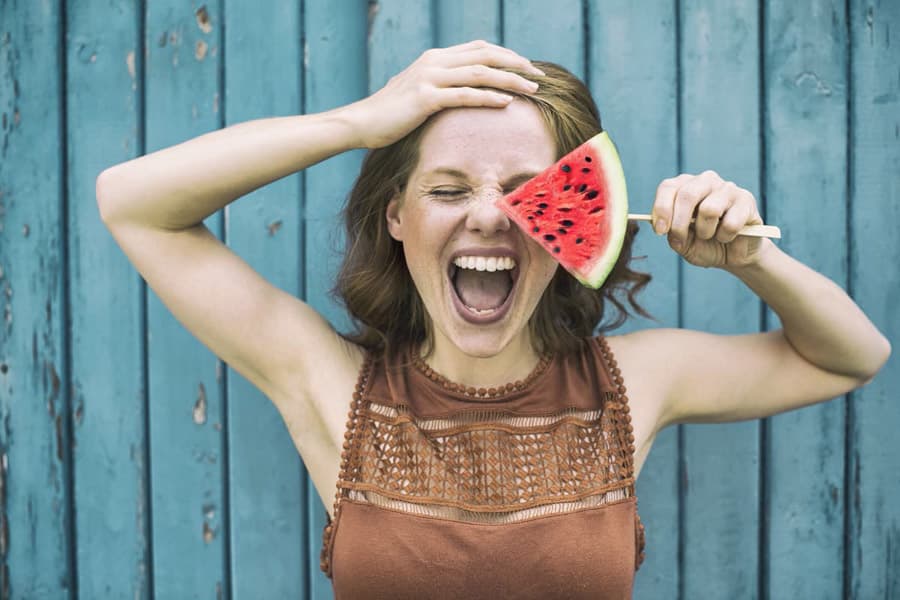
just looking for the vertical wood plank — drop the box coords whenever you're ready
[66,0,150,597]
[436,1,501,47]
[368,0,434,92]
[144,2,228,597]
[0,1,73,598]
[763,1,848,597]
[848,1,900,597]
[588,2,681,596]
[502,0,584,77]
[223,2,306,598]
[303,2,368,597]
[679,1,762,597]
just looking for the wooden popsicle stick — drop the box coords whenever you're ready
[627,213,781,239]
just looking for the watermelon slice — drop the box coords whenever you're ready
[496,132,628,289]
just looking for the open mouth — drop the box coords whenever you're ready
[448,254,519,324]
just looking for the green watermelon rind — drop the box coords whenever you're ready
[574,132,628,289]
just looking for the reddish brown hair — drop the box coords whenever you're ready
[334,61,653,357]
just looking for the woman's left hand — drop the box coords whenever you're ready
[651,170,767,269]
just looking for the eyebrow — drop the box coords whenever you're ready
[422,168,540,188]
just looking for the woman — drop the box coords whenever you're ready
[96,41,890,598]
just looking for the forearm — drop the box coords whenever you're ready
[96,106,362,229]
[725,240,891,379]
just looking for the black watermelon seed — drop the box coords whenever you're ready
[584,156,592,162]
[532,226,540,233]
[563,184,571,191]
[511,199,522,206]
[537,202,548,209]
[535,210,544,216]
[557,228,567,235]
[527,215,534,220]
[577,184,587,193]
[589,206,602,214]
[543,234,557,242]
[576,237,584,244]
[586,190,599,200]
[561,164,571,173]
[560,219,574,227]
[553,246,561,253]
[581,167,591,173]
[558,207,572,212]
[534,191,547,197]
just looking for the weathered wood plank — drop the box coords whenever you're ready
[502,0,584,76]
[679,1,762,597]
[66,0,150,597]
[0,1,73,598]
[848,1,900,598]
[587,2,681,596]
[222,2,306,598]
[436,0,501,46]
[144,2,228,597]
[303,2,369,598]
[368,0,434,92]
[763,1,848,596]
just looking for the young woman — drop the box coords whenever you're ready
[96,41,890,598]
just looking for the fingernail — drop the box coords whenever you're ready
[655,219,666,235]
[526,80,539,91]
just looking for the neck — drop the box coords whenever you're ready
[421,332,543,388]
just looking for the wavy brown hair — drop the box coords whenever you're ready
[334,61,653,358]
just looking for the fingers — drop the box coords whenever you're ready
[433,86,516,109]
[432,40,545,77]
[653,171,760,249]
[437,64,539,95]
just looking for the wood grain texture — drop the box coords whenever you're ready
[763,1,848,597]
[679,1,762,598]
[436,0,501,47]
[503,0,584,76]
[848,1,900,598]
[65,0,150,597]
[222,2,307,598]
[0,1,74,598]
[143,1,228,597]
[587,2,681,596]
[303,2,369,598]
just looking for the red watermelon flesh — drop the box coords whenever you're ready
[496,132,628,288]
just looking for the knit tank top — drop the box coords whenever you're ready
[320,336,645,599]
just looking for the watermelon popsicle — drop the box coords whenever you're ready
[496,132,782,289]
[496,132,629,289]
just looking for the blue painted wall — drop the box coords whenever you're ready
[0,1,897,598]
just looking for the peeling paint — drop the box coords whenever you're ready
[212,92,219,114]
[794,71,832,96]
[54,415,63,462]
[267,219,282,236]
[21,223,28,237]
[196,6,213,34]
[193,383,207,425]
[195,40,208,61]
[158,31,167,47]
[202,520,215,543]
[126,50,136,79]
[368,0,380,42]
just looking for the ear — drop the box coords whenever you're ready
[386,194,404,241]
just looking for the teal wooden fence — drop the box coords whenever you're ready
[0,1,897,598]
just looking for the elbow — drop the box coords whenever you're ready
[857,334,892,386]
[95,167,118,224]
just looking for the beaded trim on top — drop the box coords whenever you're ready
[411,352,553,400]
[596,336,645,569]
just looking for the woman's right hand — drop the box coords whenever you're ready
[341,40,545,149]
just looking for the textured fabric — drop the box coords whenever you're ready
[321,336,645,599]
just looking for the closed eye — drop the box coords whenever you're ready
[429,188,468,198]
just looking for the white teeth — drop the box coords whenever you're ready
[452,255,517,271]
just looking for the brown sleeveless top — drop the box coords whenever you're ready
[321,336,645,599]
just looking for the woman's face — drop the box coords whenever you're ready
[386,99,559,358]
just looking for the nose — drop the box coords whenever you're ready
[465,189,511,236]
